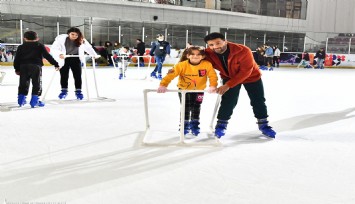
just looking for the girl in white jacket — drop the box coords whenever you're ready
[51,27,98,100]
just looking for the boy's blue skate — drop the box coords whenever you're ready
[75,90,84,100]
[157,74,162,80]
[29,95,45,108]
[58,89,68,99]
[214,120,228,138]
[18,94,27,107]
[119,73,124,80]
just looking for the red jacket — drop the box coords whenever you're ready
[205,42,261,88]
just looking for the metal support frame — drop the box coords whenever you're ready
[142,89,222,146]
[111,55,152,80]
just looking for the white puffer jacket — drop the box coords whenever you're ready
[50,34,98,67]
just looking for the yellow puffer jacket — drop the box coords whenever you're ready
[160,60,218,90]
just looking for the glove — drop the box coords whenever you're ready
[157,86,167,93]
[15,71,20,75]
[208,86,217,93]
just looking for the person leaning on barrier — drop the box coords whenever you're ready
[51,27,99,100]
[203,32,276,139]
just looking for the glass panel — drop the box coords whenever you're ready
[231,0,247,13]
[144,23,167,48]
[284,32,305,52]
[265,31,283,50]
[246,0,261,15]
[305,33,326,53]
[0,13,21,44]
[189,26,209,47]
[247,30,265,50]
[327,34,350,54]
[221,28,245,44]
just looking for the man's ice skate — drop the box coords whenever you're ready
[75,89,84,100]
[58,89,68,99]
[257,118,276,138]
[29,95,45,108]
[18,94,27,107]
[214,120,228,138]
[119,73,123,80]
[157,74,162,80]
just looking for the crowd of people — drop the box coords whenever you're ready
[10,28,278,139]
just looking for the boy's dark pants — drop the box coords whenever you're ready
[217,79,268,121]
[18,64,42,96]
[60,57,82,89]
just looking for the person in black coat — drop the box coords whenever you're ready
[135,39,146,67]
[14,31,60,108]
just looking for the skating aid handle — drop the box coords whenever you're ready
[64,55,101,57]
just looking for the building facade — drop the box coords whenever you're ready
[1,0,355,54]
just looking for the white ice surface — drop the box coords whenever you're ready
[0,65,355,204]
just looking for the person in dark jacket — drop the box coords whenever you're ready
[14,31,60,108]
[315,48,325,69]
[135,39,146,67]
[150,34,171,80]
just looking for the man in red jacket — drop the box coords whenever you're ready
[204,32,276,139]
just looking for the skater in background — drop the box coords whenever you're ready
[273,45,281,67]
[297,51,314,69]
[104,41,114,66]
[117,46,132,80]
[51,27,98,100]
[135,39,146,67]
[14,31,60,108]
[157,46,218,136]
[204,32,276,139]
[150,34,171,80]
[264,44,274,70]
[315,47,326,69]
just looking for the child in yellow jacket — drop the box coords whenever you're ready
[157,46,218,136]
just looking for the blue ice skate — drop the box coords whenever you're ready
[190,120,200,136]
[179,121,190,135]
[75,90,84,100]
[58,89,68,99]
[18,94,27,107]
[214,120,228,138]
[150,72,157,79]
[257,119,276,138]
[29,95,45,108]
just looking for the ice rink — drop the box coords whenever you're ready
[1,65,355,204]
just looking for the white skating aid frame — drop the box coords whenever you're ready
[111,55,152,80]
[42,55,114,103]
[143,89,222,146]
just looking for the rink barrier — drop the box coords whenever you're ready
[142,89,222,146]
[111,55,152,80]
